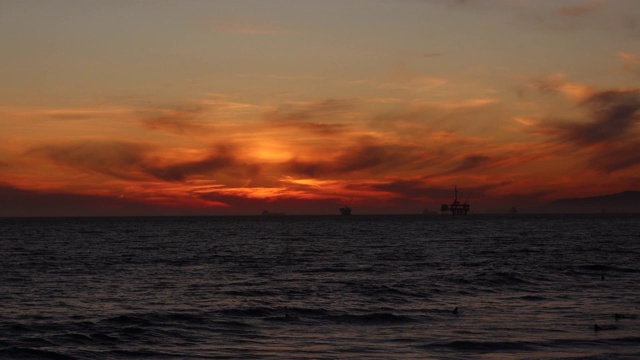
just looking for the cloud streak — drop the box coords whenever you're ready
[547,89,640,146]
[145,144,260,183]
[27,141,152,180]
[138,105,211,135]
[538,88,640,172]
[27,141,261,185]
[555,1,603,17]
[284,140,429,178]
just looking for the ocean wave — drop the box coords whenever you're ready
[611,336,640,345]
[3,215,640,359]
[423,339,536,352]
[223,289,280,297]
[121,326,147,335]
[88,333,119,343]
[577,264,640,274]
[327,312,415,325]
[373,284,427,298]
[50,333,93,345]
[16,337,58,347]
[106,349,179,358]
[518,295,548,301]
[277,306,330,317]
[220,307,275,317]
[100,315,152,327]
[302,266,374,274]
[0,346,76,360]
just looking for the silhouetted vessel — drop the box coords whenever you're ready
[510,206,518,215]
[440,186,470,215]
[339,200,352,216]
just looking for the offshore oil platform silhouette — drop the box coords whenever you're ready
[339,199,352,216]
[440,186,470,215]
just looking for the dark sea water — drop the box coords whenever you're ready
[1,214,639,359]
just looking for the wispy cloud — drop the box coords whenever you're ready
[619,51,640,76]
[262,99,357,136]
[555,0,603,17]
[0,106,128,120]
[138,105,211,135]
[588,140,640,172]
[530,72,593,101]
[284,139,430,179]
[537,87,640,172]
[26,140,261,186]
[548,89,640,146]
[442,154,492,175]
[27,141,153,181]
[144,144,259,183]
[351,70,448,93]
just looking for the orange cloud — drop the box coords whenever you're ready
[138,105,211,135]
[283,141,429,179]
[27,141,153,181]
[1,83,635,216]
[555,0,603,17]
[531,73,593,101]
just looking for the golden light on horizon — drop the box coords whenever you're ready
[1,0,639,216]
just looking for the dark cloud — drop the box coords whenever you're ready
[540,88,640,172]
[589,140,640,172]
[144,145,255,182]
[285,142,427,178]
[542,89,640,146]
[370,179,439,198]
[356,180,540,213]
[569,90,640,145]
[443,154,492,175]
[28,141,260,184]
[370,180,492,200]
[28,141,151,180]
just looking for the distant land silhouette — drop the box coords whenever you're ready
[545,190,640,213]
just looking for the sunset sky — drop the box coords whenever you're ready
[1,0,639,216]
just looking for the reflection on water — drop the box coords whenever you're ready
[0,214,639,359]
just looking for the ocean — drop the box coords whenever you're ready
[1,214,639,359]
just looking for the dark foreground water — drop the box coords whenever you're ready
[1,214,639,359]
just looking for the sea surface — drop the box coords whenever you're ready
[1,214,639,359]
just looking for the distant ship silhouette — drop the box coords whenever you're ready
[339,200,352,216]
